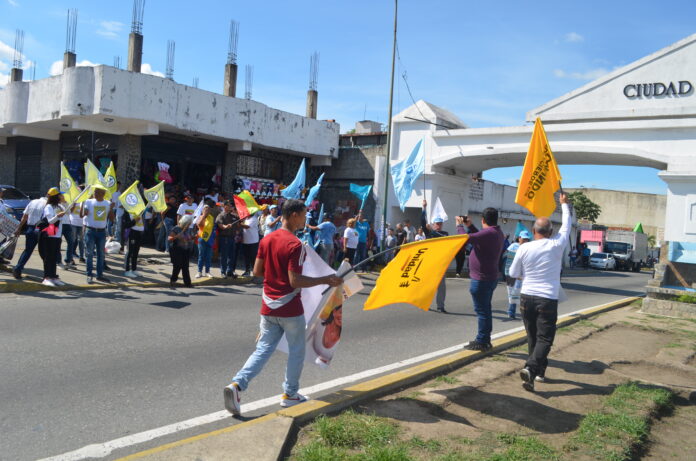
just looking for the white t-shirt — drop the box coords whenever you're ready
[82,199,111,229]
[60,204,71,226]
[177,202,197,217]
[343,227,359,249]
[131,214,145,232]
[111,191,124,217]
[69,207,83,226]
[243,215,260,244]
[43,204,63,238]
[509,204,571,300]
[24,198,48,226]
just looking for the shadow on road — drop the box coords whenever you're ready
[561,282,645,297]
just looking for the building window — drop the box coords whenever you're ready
[236,154,283,179]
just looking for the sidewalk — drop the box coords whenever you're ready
[0,239,252,293]
[113,297,695,461]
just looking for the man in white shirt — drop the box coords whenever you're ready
[240,212,259,277]
[81,185,115,284]
[176,192,197,224]
[509,193,571,392]
[12,195,48,279]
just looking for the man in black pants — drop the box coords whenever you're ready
[168,214,194,288]
[509,193,571,391]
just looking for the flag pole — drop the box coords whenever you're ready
[380,0,398,253]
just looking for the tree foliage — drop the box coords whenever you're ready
[647,234,656,248]
[567,191,602,222]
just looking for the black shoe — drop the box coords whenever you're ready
[508,314,516,320]
[12,269,22,280]
[465,340,488,351]
[241,271,251,277]
[79,257,85,263]
[96,276,110,283]
[437,307,447,313]
[184,283,194,288]
[170,281,177,289]
[520,367,535,392]
[103,264,112,271]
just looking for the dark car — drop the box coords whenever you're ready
[0,185,32,221]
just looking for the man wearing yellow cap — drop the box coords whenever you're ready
[81,184,115,284]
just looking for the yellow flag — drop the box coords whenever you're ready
[514,117,563,218]
[364,235,469,312]
[118,180,146,216]
[144,181,167,213]
[59,162,84,203]
[84,159,104,190]
[103,161,118,199]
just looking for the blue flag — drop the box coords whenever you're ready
[349,183,372,211]
[391,138,425,211]
[514,221,531,238]
[281,159,306,199]
[305,172,325,206]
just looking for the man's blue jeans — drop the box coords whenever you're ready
[233,314,306,397]
[85,228,106,278]
[197,238,213,273]
[62,224,76,264]
[14,225,38,273]
[162,217,175,252]
[218,236,237,275]
[469,279,498,344]
[354,241,367,266]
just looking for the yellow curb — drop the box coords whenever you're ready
[118,296,640,460]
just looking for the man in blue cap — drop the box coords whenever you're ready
[504,229,531,319]
[421,200,449,312]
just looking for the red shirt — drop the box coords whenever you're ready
[258,228,304,317]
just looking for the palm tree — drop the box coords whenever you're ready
[647,235,656,248]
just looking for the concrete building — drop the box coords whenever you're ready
[565,188,666,241]
[376,33,696,246]
[0,65,338,199]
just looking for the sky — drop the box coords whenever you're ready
[2,0,695,195]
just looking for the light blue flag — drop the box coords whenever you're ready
[390,138,425,211]
[514,221,531,238]
[313,203,325,249]
[281,159,306,199]
[317,203,325,224]
[349,183,372,211]
[304,172,325,206]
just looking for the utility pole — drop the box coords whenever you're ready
[381,0,398,252]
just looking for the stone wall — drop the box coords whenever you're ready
[40,140,61,193]
[117,135,142,186]
[0,138,16,185]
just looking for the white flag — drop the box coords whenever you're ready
[430,196,449,223]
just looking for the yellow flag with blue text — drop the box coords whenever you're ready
[118,180,146,216]
[364,235,469,312]
[144,181,167,213]
[103,161,118,200]
[514,117,562,218]
[59,162,85,203]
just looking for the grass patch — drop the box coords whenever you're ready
[313,409,399,449]
[565,382,673,461]
[664,342,684,349]
[408,436,443,452]
[403,391,424,400]
[433,375,458,385]
[675,294,696,304]
[489,355,509,362]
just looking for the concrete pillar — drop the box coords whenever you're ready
[222,150,238,193]
[0,138,17,186]
[127,32,143,73]
[40,140,61,192]
[224,63,238,97]
[10,68,23,82]
[116,135,142,185]
[306,89,318,119]
[63,52,77,70]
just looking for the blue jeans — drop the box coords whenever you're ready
[85,228,106,277]
[62,224,76,264]
[14,225,39,273]
[218,236,237,275]
[197,238,213,273]
[161,217,175,252]
[469,279,498,344]
[354,241,367,266]
[233,314,306,396]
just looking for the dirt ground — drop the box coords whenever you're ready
[294,302,696,460]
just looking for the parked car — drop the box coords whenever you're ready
[0,185,31,221]
[589,252,616,270]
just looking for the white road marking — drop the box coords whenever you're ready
[37,303,617,461]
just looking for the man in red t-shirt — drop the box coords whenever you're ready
[224,199,341,416]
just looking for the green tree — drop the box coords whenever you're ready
[567,191,601,222]
[647,234,656,248]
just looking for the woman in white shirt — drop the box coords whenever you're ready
[342,218,359,264]
[39,188,67,286]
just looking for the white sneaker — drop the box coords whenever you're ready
[131,270,141,277]
[205,272,214,278]
[86,276,94,284]
[223,383,241,416]
[52,278,65,286]
[280,393,309,408]
[124,271,136,278]
[195,272,203,279]
[42,279,56,287]
[58,263,66,270]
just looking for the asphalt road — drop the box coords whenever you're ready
[0,270,649,461]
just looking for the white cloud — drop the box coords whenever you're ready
[96,21,124,40]
[564,32,584,43]
[0,72,9,88]
[49,59,99,76]
[141,63,165,78]
[7,0,19,7]
[553,67,610,81]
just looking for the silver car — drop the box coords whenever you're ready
[589,252,616,270]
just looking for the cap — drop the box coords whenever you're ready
[184,192,193,198]
[47,187,63,196]
[91,184,107,191]
[432,217,444,223]
[269,204,277,209]
[519,230,532,240]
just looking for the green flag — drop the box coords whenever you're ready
[633,222,644,233]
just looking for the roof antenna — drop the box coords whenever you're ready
[165,40,175,80]
[245,64,253,100]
